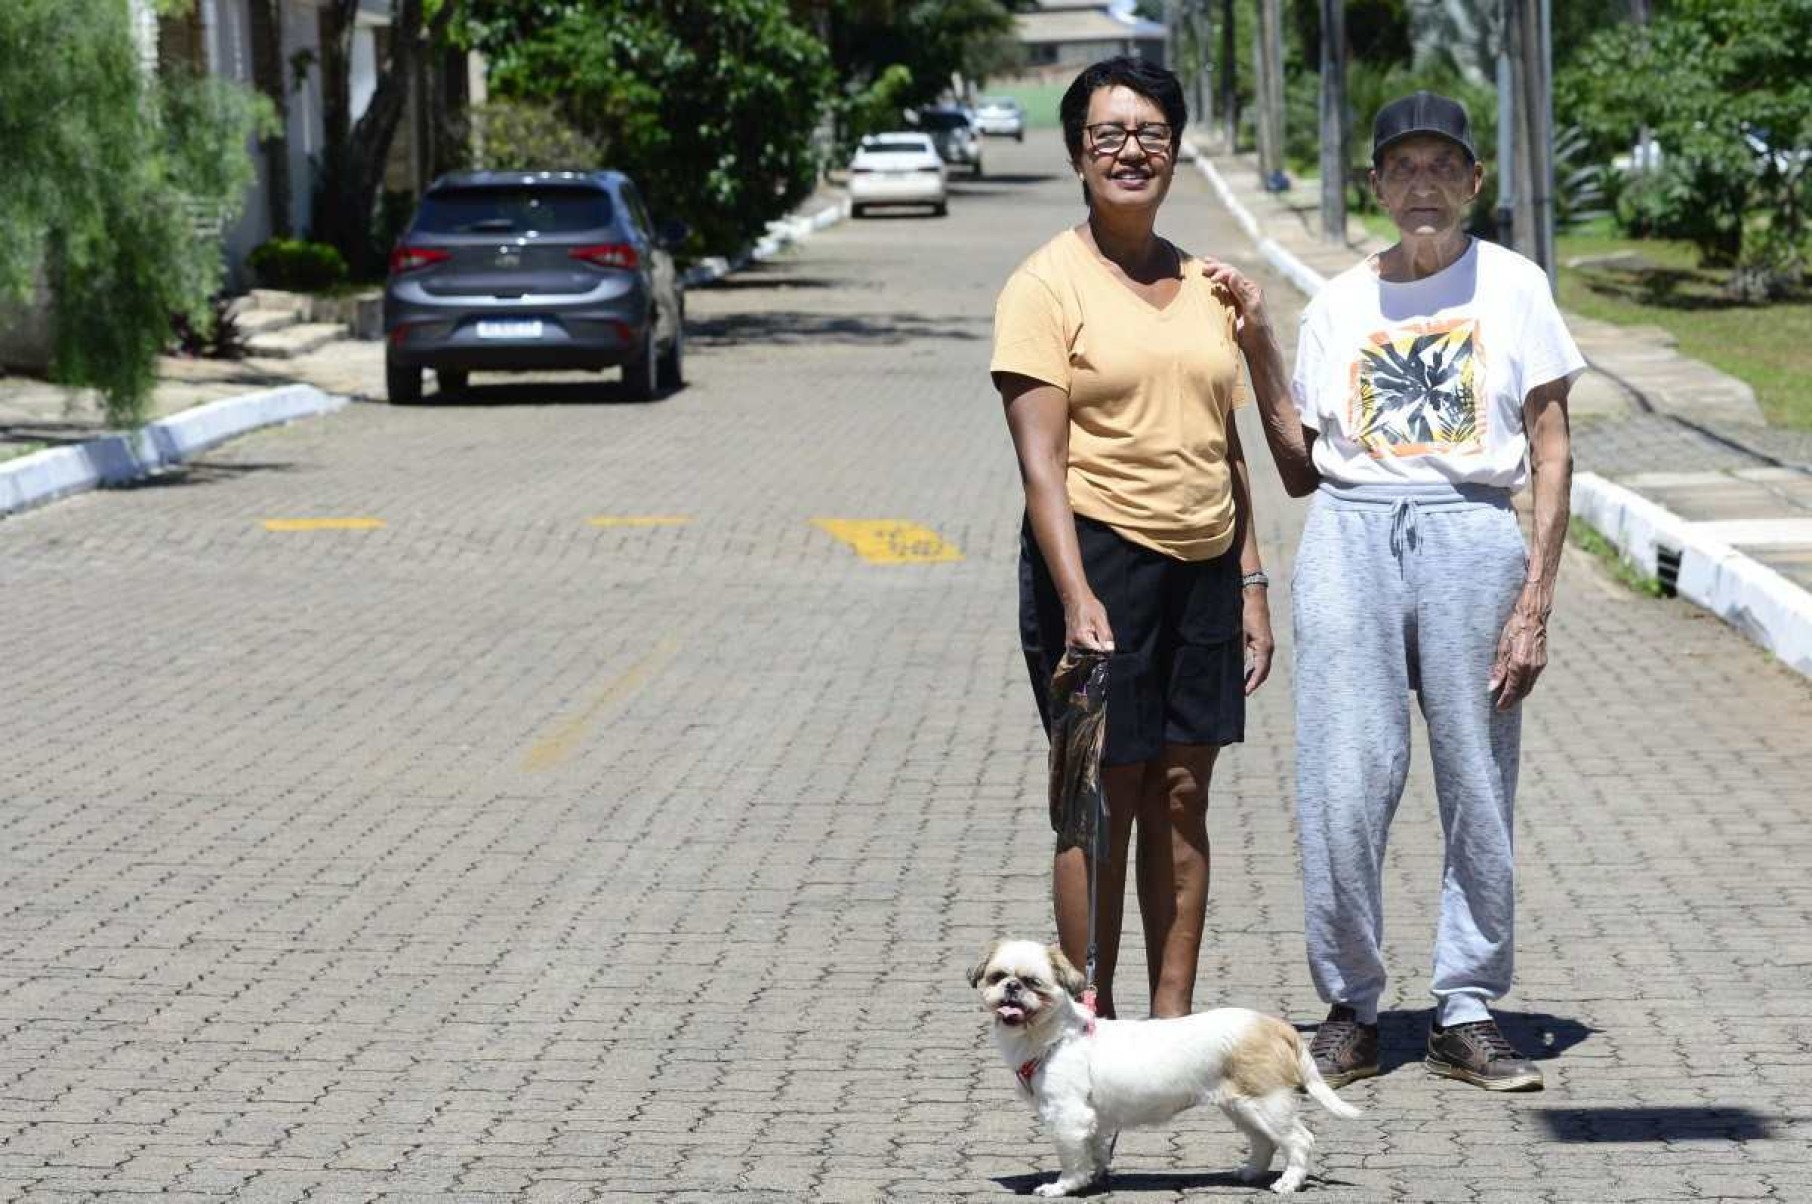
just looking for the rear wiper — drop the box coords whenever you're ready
[458,218,519,232]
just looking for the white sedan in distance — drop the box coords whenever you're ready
[974,96,1026,141]
[847,133,948,218]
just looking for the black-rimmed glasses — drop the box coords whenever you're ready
[1085,122,1175,155]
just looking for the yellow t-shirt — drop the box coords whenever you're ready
[990,228,1250,562]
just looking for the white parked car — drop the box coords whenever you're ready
[848,133,948,218]
[974,96,1026,141]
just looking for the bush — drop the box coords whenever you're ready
[1558,0,1812,270]
[457,99,604,172]
[247,239,350,292]
[0,1,268,427]
[170,292,246,360]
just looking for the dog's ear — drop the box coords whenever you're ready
[968,941,1003,989]
[1046,945,1087,998]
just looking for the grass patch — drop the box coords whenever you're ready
[0,441,49,464]
[1553,230,1812,430]
[1568,517,1666,598]
[985,78,1067,130]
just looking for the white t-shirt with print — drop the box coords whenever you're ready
[1291,238,1586,491]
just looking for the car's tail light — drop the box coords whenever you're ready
[570,243,639,270]
[389,246,450,275]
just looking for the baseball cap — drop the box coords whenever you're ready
[1372,91,1476,165]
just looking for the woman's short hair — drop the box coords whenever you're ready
[1059,55,1188,164]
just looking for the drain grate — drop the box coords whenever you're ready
[1656,544,1682,596]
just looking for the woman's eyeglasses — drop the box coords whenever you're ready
[1084,123,1175,156]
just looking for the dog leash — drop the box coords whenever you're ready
[1056,647,1111,1019]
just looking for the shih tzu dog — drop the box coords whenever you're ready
[969,939,1360,1196]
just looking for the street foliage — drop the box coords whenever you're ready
[465,0,833,256]
[1558,0,1812,281]
[0,0,269,427]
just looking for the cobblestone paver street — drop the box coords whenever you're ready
[2,133,1810,1202]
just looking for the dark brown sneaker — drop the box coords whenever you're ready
[1309,1005,1379,1088]
[1426,1018,1544,1091]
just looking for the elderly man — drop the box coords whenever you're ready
[1204,91,1583,1090]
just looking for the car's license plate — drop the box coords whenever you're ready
[476,319,543,340]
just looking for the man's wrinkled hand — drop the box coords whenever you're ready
[1489,601,1549,710]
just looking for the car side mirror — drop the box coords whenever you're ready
[656,218,689,250]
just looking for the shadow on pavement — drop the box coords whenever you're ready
[412,379,685,407]
[994,1168,1362,1196]
[1534,1106,1777,1142]
[110,458,298,489]
[952,172,1064,188]
[2,421,97,449]
[688,311,984,347]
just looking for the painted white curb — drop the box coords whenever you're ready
[1192,140,1812,680]
[0,383,345,517]
[1192,154,1328,298]
[680,196,852,287]
[1572,473,1812,677]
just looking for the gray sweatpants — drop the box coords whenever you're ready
[1291,482,1527,1027]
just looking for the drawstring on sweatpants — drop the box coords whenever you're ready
[1389,497,1419,557]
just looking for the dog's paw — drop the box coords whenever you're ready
[1270,1169,1307,1194]
[1033,1184,1069,1199]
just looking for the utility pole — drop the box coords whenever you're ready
[1220,0,1238,152]
[1318,0,1346,243]
[1253,0,1285,186]
[1506,0,1556,283]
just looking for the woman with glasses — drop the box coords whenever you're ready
[991,56,1274,1020]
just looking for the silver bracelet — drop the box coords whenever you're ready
[1241,569,1270,589]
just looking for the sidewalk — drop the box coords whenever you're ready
[1193,142,1812,677]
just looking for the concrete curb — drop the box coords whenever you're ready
[1191,142,1812,680]
[1572,473,1812,676]
[0,384,346,518]
[1192,155,1329,299]
[679,196,853,288]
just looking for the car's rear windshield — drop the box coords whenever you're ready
[414,187,613,235]
[865,138,930,154]
[918,111,970,131]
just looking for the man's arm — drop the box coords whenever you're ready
[1197,258,1320,497]
[1492,376,1574,710]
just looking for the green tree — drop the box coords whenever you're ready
[0,0,268,427]
[467,0,832,255]
[1559,0,1812,266]
[816,0,1024,111]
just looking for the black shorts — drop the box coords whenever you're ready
[1020,514,1246,766]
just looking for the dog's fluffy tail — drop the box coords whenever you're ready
[1296,1039,1362,1119]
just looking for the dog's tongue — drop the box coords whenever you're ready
[997,1004,1026,1024]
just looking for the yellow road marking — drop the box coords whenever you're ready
[813,518,963,564]
[261,517,386,532]
[586,515,693,528]
[521,634,681,772]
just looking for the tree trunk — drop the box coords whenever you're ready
[246,0,291,238]
[316,0,452,277]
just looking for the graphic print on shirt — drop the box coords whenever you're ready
[1347,318,1485,458]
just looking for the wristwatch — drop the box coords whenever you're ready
[1241,569,1270,590]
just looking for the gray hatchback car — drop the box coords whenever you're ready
[384,170,685,403]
